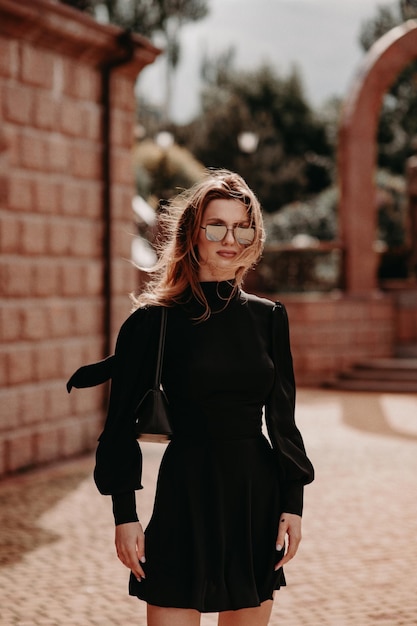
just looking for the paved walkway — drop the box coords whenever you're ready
[1,388,417,626]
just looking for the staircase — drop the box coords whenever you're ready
[324,345,417,392]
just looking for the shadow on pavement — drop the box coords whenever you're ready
[338,391,417,441]
[0,456,92,567]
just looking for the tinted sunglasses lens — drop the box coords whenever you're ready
[235,227,255,245]
[205,224,227,241]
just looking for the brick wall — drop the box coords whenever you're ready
[277,294,395,385]
[0,0,159,477]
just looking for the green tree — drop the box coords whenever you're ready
[177,54,332,212]
[60,0,208,120]
[359,0,417,173]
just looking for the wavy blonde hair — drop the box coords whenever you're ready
[132,169,265,319]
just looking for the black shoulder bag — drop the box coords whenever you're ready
[134,307,173,443]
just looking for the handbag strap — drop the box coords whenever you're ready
[153,307,167,389]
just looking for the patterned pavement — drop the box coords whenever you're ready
[1,388,417,626]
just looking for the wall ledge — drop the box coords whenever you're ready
[0,0,161,73]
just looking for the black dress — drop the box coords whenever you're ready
[67,281,314,613]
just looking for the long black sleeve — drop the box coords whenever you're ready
[265,302,314,516]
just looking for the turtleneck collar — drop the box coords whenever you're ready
[180,280,240,317]
[199,279,238,302]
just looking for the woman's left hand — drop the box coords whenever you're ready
[274,512,302,570]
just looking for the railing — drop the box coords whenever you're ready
[254,241,344,293]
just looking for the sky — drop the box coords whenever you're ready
[137,0,398,124]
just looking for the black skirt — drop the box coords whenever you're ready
[129,434,286,613]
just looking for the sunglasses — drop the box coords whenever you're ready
[200,224,255,246]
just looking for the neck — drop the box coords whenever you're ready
[198,268,237,282]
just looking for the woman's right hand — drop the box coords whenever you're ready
[115,521,146,581]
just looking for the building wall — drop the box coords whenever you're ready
[277,294,395,385]
[0,0,159,477]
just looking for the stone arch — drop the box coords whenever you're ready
[338,19,417,294]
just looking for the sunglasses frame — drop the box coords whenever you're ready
[200,224,255,246]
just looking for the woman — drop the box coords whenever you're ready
[67,170,314,626]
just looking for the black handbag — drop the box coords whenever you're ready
[134,307,173,443]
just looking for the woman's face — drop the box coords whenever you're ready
[197,198,252,281]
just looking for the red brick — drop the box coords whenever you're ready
[113,226,133,258]
[46,301,74,338]
[0,36,18,78]
[0,304,22,342]
[5,127,19,168]
[34,425,60,464]
[5,431,34,473]
[7,345,35,385]
[34,177,60,214]
[33,90,59,130]
[20,384,47,426]
[19,131,47,171]
[83,261,104,296]
[111,109,134,147]
[82,183,102,218]
[0,387,20,430]
[60,262,85,296]
[72,142,101,180]
[0,439,5,477]
[3,83,33,125]
[60,419,88,457]
[84,412,104,442]
[73,300,103,335]
[21,306,49,341]
[8,173,34,211]
[33,343,61,381]
[63,61,101,102]
[113,259,136,294]
[69,220,102,258]
[0,213,21,253]
[0,349,7,386]
[82,105,102,142]
[0,259,33,296]
[111,75,134,112]
[83,337,104,363]
[59,99,84,137]
[21,217,47,255]
[61,182,83,216]
[47,218,72,256]
[0,175,8,204]
[47,135,70,173]
[20,45,54,89]
[0,303,22,342]
[60,339,87,377]
[31,259,61,297]
[72,384,103,415]
[46,383,70,421]
[111,148,134,185]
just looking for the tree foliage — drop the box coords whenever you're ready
[175,53,332,212]
[61,0,207,37]
[61,0,208,119]
[359,0,417,174]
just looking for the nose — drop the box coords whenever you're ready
[223,228,236,244]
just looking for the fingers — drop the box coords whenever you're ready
[115,522,146,581]
[275,514,288,551]
[274,513,302,571]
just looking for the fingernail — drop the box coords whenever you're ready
[276,544,282,551]
[140,556,146,563]
[136,577,142,582]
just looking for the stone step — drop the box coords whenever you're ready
[354,358,417,371]
[324,377,417,393]
[340,367,417,382]
[395,343,417,358]
[324,354,417,392]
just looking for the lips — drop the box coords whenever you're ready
[217,250,237,258]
